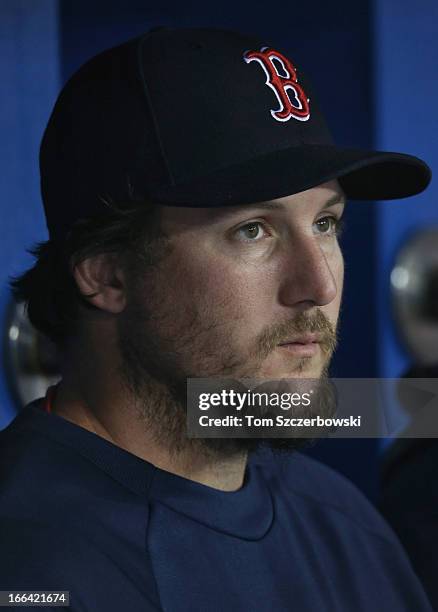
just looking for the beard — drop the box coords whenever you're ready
[116,279,339,465]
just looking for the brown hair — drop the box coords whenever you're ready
[10,200,168,348]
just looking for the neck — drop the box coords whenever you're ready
[50,375,248,492]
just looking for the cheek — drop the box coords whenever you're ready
[164,250,273,330]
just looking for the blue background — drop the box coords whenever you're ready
[1,0,437,500]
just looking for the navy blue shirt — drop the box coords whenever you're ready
[0,402,432,611]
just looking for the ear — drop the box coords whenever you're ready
[72,253,126,314]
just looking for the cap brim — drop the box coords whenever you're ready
[152,144,431,206]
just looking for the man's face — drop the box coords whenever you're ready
[117,179,345,455]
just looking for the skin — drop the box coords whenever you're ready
[52,179,346,491]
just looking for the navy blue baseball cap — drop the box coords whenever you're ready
[40,26,431,242]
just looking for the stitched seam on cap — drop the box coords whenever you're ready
[137,32,175,186]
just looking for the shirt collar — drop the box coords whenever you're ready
[17,402,274,541]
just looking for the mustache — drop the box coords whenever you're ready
[252,308,338,360]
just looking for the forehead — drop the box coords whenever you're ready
[159,179,345,229]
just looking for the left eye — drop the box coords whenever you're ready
[236,222,267,241]
[315,216,340,235]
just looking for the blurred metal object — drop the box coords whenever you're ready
[391,228,438,365]
[3,300,60,409]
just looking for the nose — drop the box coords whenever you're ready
[278,233,340,308]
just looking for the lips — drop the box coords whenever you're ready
[278,333,322,345]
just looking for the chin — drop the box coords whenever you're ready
[258,359,324,380]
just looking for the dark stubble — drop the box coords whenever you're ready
[117,262,339,463]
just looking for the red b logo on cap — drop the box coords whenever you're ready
[244,47,310,123]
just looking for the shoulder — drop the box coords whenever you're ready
[0,518,161,611]
[0,405,150,530]
[0,517,96,591]
[253,447,400,543]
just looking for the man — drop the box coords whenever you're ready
[0,26,432,611]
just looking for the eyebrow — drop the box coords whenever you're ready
[211,193,347,220]
[250,193,347,211]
